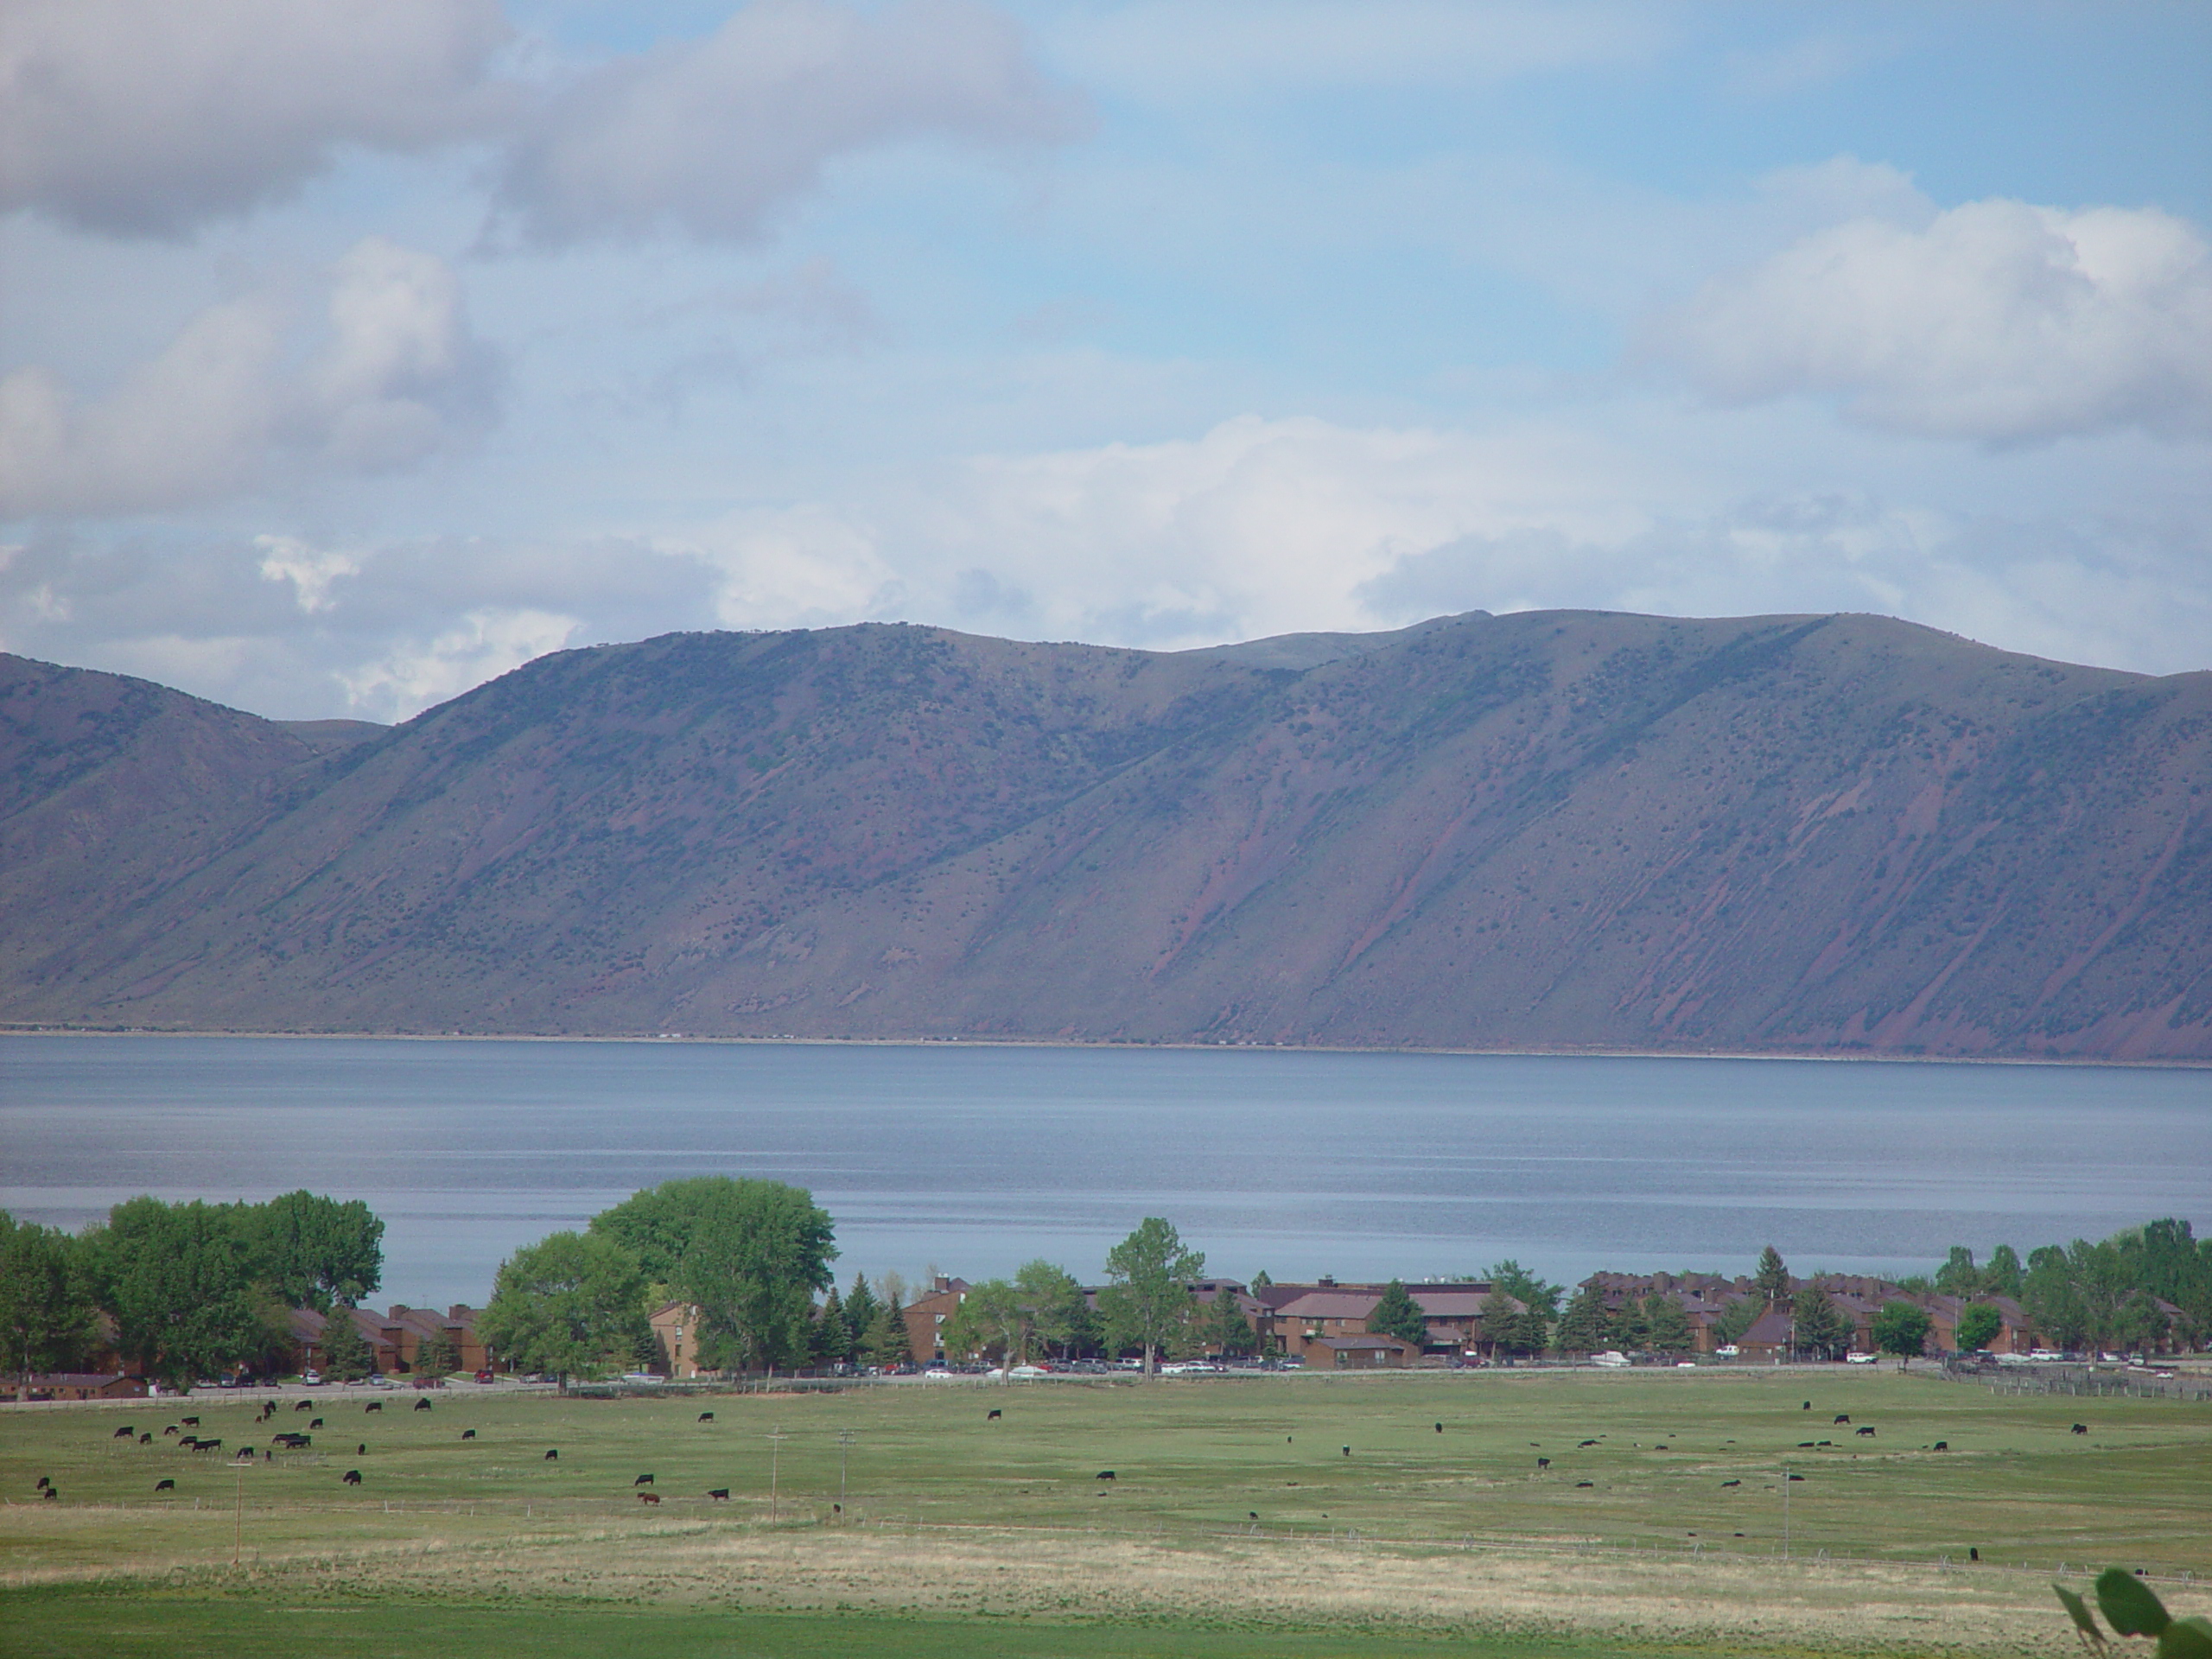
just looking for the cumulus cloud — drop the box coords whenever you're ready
[490,0,1082,247]
[1647,198,2212,442]
[0,238,496,516]
[0,0,514,236]
[337,607,581,721]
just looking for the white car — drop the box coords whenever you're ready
[1713,1345,1740,1358]
[1007,1364,1050,1379]
[1846,1351,1878,1364]
[1592,1351,1630,1369]
[301,1369,322,1386]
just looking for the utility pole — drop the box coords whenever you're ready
[767,1427,788,1521]
[233,1464,245,1565]
[836,1429,855,1509]
[1782,1464,1790,1560]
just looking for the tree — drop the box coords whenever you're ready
[1712,1294,1762,1348]
[1485,1260,1564,1319]
[594,1178,837,1375]
[1935,1246,1981,1297]
[415,1330,461,1376]
[1753,1246,1791,1308]
[1641,1294,1694,1356]
[0,1213,96,1377]
[864,1290,912,1368]
[1017,1261,1095,1360]
[1510,1305,1554,1357]
[842,1273,880,1360]
[814,1286,852,1367]
[85,1198,274,1387]
[1793,1287,1853,1360]
[944,1279,1031,1368]
[1553,1285,1614,1355]
[319,1310,373,1380]
[478,1230,647,1386]
[1871,1300,1932,1368]
[249,1191,383,1311]
[1368,1280,1428,1347]
[1478,1288,1528,1355]
[1201,1286,1256,1357]
[1249,1269,1273,1290]
[1954,1303,2002,1353]
[1983,1243,2024,1299]
[1098,1217,1202,1377]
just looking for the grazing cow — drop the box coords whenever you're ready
[194,1440,222,1453]
[178,1437,200,1450]
[1856,1427,1875,1437]
[155,1479,175,1492]
[1834,1414,1850,1424]
[1969,1548,1979,1561]
[639,1493,661,1505]
[1435,1423,1443,1433]
[1249,1511,1259,1521]
[1720,1479,1740,1488]
[1802,1402,1811,1410]
[296,1400,313,1412]
[341,1470,362,1485]
[41,1489,56,1502]
[707,1489,729,1501]
[113,1425,136,1439]
[1933,1440,1949,1451]
[235,1446,256,1460]
[309,1419,323,1429]
[35,1477,48,1490]
[140,1433,152,1446]
[1578,1439,1597,1447]
[1341,1446,1351,1457]
[1095,1471,1116,1481]
[414,1399,432,1412]
[163,1426,179,1436]
[634,1473,654,1485]
[697,1412,714,1423]
[1575,1481,1594,1488]
[1798,1441,1815,1448]
[365,1402,382,1414]
[544,1449,559,1461]
[1536,1458,1550,1470]
[182,1416,200,1427]
[2071,1423,2088,1435]
[1788,1474,1805,1482]
[461,1429,476,1440]
[987,1409,1001,1421]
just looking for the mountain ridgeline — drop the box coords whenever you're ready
[4,610,2207,1058]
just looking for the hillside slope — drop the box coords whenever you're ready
[4,611,2207,1058]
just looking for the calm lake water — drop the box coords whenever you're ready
[3,1035,2206,1310]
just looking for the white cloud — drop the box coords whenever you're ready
[255,535,359,613]
[0,238,495,516]
[337,607,580,720]
[491,0,1083,246]
[0,0,514,237]
[1646,198,2212,442]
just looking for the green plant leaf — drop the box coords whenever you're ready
[2098,1569,2172,1637]
[2056,1584,2106,1646]
[2157,1617,2212,1659]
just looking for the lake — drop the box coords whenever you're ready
[2,1035,2206,1310]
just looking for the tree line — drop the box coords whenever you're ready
[0,1193,384,1386]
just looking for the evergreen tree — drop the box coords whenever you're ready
[1712,1294,1762,1347]
[319,1310,373,1380]
[1484,1260,1565,1319]
[865,1292,912,1368]
[1478,1287,1523,1353]
[414,1330,461,1376]
[814,1286,851,1366]
[842,1273,880,1359]
[1792,1287,1853,1360]
[1641,1294,1694,1356]
[1249,1268,1272,1289]
[1203,1287,1257,1356]
[1368,1279,1428,1347]
[1552,1285,1613,1354]
[1509,1306,1553,1357]
[1753,1245,1791,1307]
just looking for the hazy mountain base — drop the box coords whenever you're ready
[5,609,2208,1058]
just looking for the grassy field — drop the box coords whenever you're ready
[3,1367,2207,1656]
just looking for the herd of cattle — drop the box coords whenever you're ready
[24,1397,2093,1508]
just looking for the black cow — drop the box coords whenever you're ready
[1249,1511,1259,1520]
[1575,1481,1594,1488]
[194,1439,222,1453]
[1969,1548,1979,1561]
[1095,1471,1116,1480]
[163,1425,179,1436]
[1578,1439,1597,1446]
[697,1412,714,1422]
[41,1488,57,1502]
[1341,1446,1351,1457]
[342,1470,362,1485]
[987,1408,1001,1421]
[113,1425,136,1439]
[35,1477,48,1490]
[413,1398,432,1412]
[1856,1426,1875,1437]
[139,1433,152,1445]
[1932,1440,1949,1450]
[1720,1479,1740,1487]
[1802,1402,1811,1410]
[235,1446,256,1459]
[707,1489,729,1501]
[181,1416,200,1427]
[1536,1457,1550,1469]
[1435,1423,1444,1433]
[365,1402,383,1414]
[154,1479,175,1492]
[358,1444,366,1455]
[639,1492,661,1505]
[544,1449,559,1460]
[2071,1423,2088,1434]
[634,1473,654,1485]
[461,1429,476,1440]
[309,1418,323,1429]
[1788,1474,1806,1482]
[296,1400,313,1411]
[1834,1414,1850,1424]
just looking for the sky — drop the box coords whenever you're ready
[3,0,2209,721]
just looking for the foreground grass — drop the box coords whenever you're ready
[3,1368,2206,1656]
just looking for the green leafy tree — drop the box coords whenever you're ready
[944,1278,1031,1367]
[1641,1294,1694,1356]
[1201,1286,1257,1357]
[864,1290,912,1368]
[249,1191,384,1311]
[1098,1217,1202,1377]
[1712,1294,1763,1348]
[1793,1287,1853,1360]
[478,1230,648,1386]
[2024,1244,2088,1349]
[85,1198,273,1387]
[0,1213,97,1376]
[415,1330,461,1376]
[594,1178,837,1375]
[1485,1260,1564,1319]
[1552,1284,1614,1355]
[1368,1279,1428,1347]
[1017,1261,1094,1360]
[1753,1245,1791,1308]
[319,1310,373,1380]
[1983,1243,2025,1299]
[1935,1246,1981,1297]
[1871,1300,1932,1368]
[1955,1302,2002,1353]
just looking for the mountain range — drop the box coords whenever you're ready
[4,609,2207,1059]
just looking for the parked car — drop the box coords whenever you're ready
[474,1370,494,1384]
[302,1369,322,1386]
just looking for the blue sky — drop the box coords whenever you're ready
[3,0,2208,718]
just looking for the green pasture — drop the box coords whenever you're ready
[3,1369,2207,1656]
